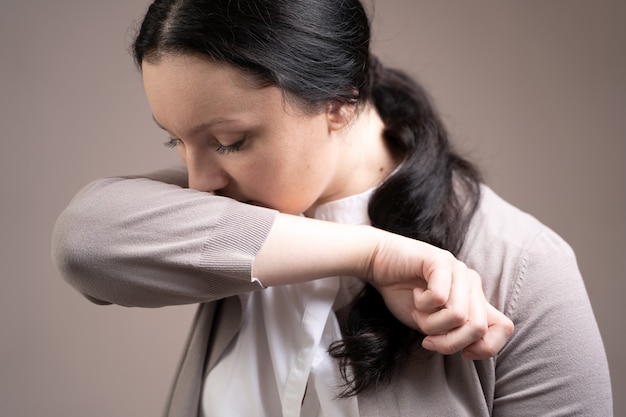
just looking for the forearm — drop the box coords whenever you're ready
[253,213,382,286]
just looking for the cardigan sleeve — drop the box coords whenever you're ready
[51,168,278,308]
[492,227,613,416]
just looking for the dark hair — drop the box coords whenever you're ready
[133,0,370,109]
[133,0,481,397]
[331,56,481,396]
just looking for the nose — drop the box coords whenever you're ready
[185,149,229,193]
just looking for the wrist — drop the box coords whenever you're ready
[354,225,388,287]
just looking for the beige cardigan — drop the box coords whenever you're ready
[52,169,613,416]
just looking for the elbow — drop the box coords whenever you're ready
[51,197,111,305]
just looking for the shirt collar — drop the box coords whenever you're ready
[312,187,376,225]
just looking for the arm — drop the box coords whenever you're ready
[51,169,277,307]
[492,229,612,416]
[256,215,513,358]
[52,170,511,356]
[52,170,449,307]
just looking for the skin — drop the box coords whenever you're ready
[142,54,513,358]
[142,54,398,217]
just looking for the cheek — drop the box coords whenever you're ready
[236,122,330,211]
[249,155,301,191]
[244,156,316,212]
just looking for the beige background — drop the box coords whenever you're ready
[1,0,623,415]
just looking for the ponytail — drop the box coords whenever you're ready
[329,56,482,396]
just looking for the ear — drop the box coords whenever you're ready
[325,100,356,133]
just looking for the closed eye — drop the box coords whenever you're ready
[163,137,183,149]
[215,136,246,155]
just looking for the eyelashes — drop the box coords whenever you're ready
[215,138,246,154]
[163,136,247,154]
[163,138,182,149]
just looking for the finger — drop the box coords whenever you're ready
[464,269,488,334]
[413,262,475,335]
[420,272,488,354]
[421,318,486,355]
[462,305,514,360]
[414,250,455,312]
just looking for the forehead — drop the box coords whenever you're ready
[144,55,319,129]
[142,55,260,103]
[142,55,281,132]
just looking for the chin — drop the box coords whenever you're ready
[247,199,309,215]
[245,200,271,209]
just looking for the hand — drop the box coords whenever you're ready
[367,234,514,359]
[414,267,514,360]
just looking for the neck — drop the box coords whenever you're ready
[304,104,400,217]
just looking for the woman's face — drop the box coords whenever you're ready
[142,55,348,215]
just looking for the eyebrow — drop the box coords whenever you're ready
[152,115,240,136]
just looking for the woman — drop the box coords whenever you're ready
[52,0,612,416]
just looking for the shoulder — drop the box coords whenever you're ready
[463,189,613,415]
[459,185,578,313]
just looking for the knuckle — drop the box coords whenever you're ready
[434,249,455,265]
[474,324,489,340]
[480,344,498,358]
[467,320,488,340]
[468,268,482,284]
[429,291,448,307]
[446,309,467,327]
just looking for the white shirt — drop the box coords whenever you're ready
[201,188,374,417]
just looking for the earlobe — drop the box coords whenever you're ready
[326,100,355,132]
